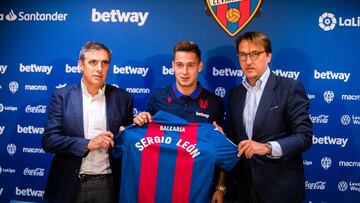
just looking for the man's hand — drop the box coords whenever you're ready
[87,131,114,151]
[211,190,224,203]
[133,112,152,126]
[237,140,270,159]
[212,121,224,134]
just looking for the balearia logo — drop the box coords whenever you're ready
[17,125,44,134]
[0,165,16,174]
[126,87,150,94]
[314,69,350,82]
[56,83,67,89]
[0,65,7,74]
[319,12,360,31]
[162,66,174,75]
[25,105,47,114]
[7,143,16,156]
[305,181,326,190]
[91,8,149,26]
[23,147,45,154]
[113,65,149,77]
[23,167,45,176]
[0,103,18,112]
[339,161,360,168]
[15,187,44,197]
[0,187,3,196]
[0,9,68,22]
[19,63,53,75]
[133,108,139,116]
[215,87,226,98]
[303,160,312,166]
[309,114,329,124]
[0,125,5,135]
[212,67,244,77]
[9,81,19,94]
[323,90,334,104]
[272,69,300,80]
[24,85,48,91]
[321,157,332,170]
[341,94,360,101]
[312,135,348,147]
[65,64,81,73]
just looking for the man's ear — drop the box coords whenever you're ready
[78,60,84,71]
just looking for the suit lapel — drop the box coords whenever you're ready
[253,73,277,138]
[234,86,247,141]
[70,84,85,138]
[105,85,115,131]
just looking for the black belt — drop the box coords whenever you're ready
[78,174,112,182]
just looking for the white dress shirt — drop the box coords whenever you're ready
[79,80,112,175]
[242,68,282,157]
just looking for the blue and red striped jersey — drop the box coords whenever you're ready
[113,111,238,203]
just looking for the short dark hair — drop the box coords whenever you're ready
[79,41,112,61]
[235,31,272,54]
[173,41,201,61]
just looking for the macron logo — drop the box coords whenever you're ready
[91,8,149,26]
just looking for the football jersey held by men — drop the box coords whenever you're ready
[113,111,238,203]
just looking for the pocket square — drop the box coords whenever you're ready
[270,106,279,110]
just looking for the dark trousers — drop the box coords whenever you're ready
[72,174,115,203]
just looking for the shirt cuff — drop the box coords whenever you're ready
[268,141,282,158]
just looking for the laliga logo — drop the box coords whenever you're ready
[341,115,351,125]
[9,81,19,94]
[0,103,3,112]
[319,12,336,31]
[215,87,226,98]
[7,143,16,156]
[323,90,334,104]
[338,181,348,192]
[321,157,332,170]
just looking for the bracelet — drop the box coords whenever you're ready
[215,185,226,194]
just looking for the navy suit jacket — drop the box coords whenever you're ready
[42,83,133,203]
[227,72,312,203]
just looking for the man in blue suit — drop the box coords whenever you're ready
[227,31,312,203]
[42,41,133,203]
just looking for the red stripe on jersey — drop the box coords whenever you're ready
[172,124,198,203]
[239,0,250,27]
[216,4,228,27]
[138,123,163,203]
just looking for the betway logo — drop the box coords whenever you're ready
[212,67,244,77]
[312,135,348,147]
[113,65,149,77]
[15,187,44,197]
[19,63,53,75]
[314,69,350,82]
[272,69,300,80]
[91,8,149,26]
[162,66,174,75]
[17,125,44,134]
[0,126,5,135]
[0,65,7,74]
[65,64,81,73]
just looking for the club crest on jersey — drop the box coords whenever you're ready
[206,0,262,37]
[160,125,185,133]
[199,98,209,109]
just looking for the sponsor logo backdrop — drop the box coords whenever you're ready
[0,0,359,202]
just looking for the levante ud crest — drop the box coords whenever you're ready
[206,0,262,37]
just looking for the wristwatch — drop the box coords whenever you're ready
[216,185,226,194]
[265,142,273,157]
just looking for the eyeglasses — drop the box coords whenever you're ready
[238,50,266,61]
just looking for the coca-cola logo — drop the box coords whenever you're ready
[23,167,45,176]
[25,105,46,114]
[305,181,326,190]
[309,115,329,124]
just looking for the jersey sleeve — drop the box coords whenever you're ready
[211,127,239,172]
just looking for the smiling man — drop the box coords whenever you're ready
[42,41,133,203]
